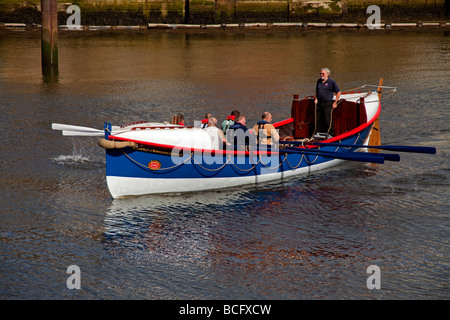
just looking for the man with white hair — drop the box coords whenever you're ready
[204,117,226,149]
[314,67,341,137]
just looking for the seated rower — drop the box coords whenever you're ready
[252,112,279,146]
[172,113,185,126]
[201,113,212,129]
[204,117,226,149]
[221,109,240,135]
[227,115,251,150]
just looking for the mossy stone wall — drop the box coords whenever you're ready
[0,0,447,25]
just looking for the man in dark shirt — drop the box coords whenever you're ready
[314,68,341,137]
[227,115,251,150]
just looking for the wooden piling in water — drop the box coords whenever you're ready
[41,0,58,68]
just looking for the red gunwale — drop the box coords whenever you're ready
[272,118,293,127]
[109,100,380,155]
[130,125,185,130]
[108,134,280,157]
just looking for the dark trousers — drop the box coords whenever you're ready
[316,100,334,136]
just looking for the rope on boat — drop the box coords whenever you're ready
[327,133,365,152]
[98,138,137,149]
[192,152,286,172]
[344,85,398,101]
[191,155,231,171]
[285,152,306,168]
[284,151,321,168]
[259,153,288,170]
[109,136,366,174]
[362,84,398,90]
[311,99,343,138]
[117,139,354,174]
[120,149,193,171]
[226,153,262,172]
[119,147,298,174]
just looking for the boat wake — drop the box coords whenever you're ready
[52,154,105,169]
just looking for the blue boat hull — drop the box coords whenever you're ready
[105,125,373,198]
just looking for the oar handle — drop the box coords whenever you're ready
[371,145,436,154]
[277,147,385,164]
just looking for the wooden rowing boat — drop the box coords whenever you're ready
[52,83,436,198]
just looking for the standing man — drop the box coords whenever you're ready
[314,67,341,137]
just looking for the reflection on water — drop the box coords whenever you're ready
[100,166,397,299]
[42,65,59,86]
[0,29,449,299]
[104,191,242,267]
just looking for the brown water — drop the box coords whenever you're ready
[0,28,449,300]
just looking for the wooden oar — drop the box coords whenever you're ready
[279,141,436,154]
[283,146,399,162]
[52,123,124,136]
[290,146,399,162]
[61,130,104,136]
[276,147,385,164]
[52,123,104,133]
[310,142,436,154]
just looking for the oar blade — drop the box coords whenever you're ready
[377,145,437,154]
[51,123,103,133]
[322,151,385,164]
[360,152,400,162]
[61,130,104,136]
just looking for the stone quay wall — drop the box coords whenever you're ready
[0,0,448,26]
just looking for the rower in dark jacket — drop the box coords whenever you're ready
[227,115,251,150]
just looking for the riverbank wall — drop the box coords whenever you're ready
[0,0,448,26]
